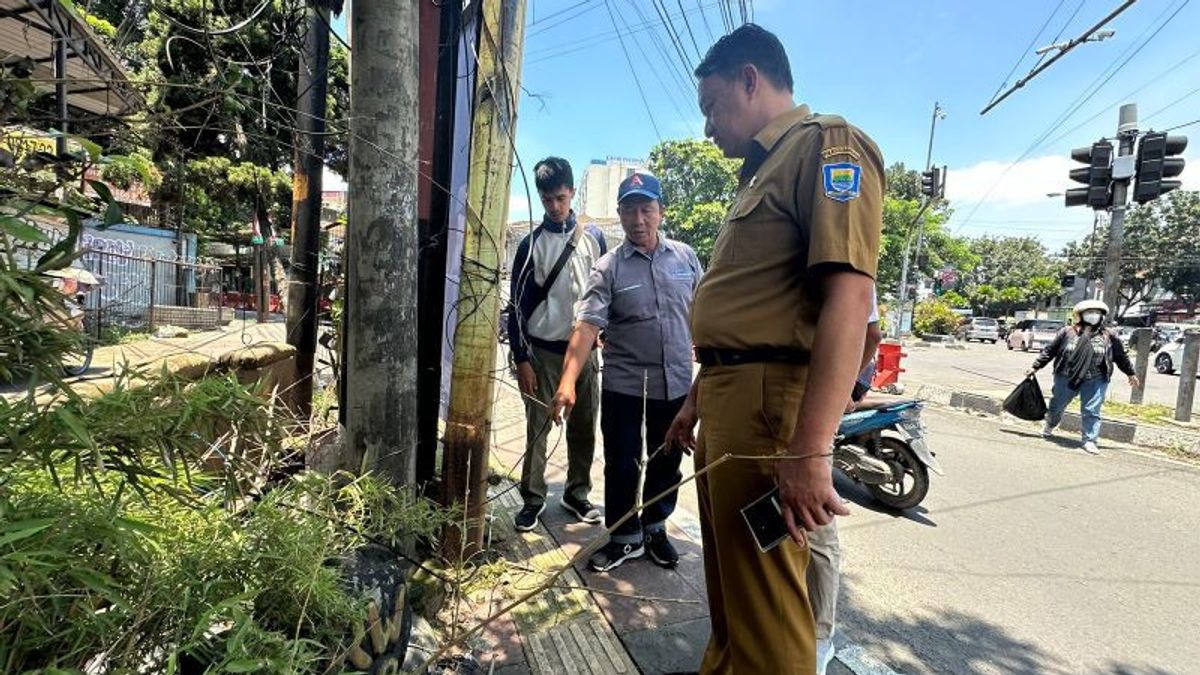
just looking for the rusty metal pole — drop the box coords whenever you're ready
[441,0,527,555]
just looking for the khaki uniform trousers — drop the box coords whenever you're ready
[807,519,841,641]
[695,361,816,675]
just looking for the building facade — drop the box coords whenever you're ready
[577,157,647,219]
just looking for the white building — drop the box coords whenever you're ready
[577,156,647,219]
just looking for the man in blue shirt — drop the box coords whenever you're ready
[550,172,703,571]
[507,157,609,532]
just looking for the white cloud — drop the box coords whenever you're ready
[943,155,1074,207]
[506,193,533,224]
[1182,150,1200,191]
[323,167,347,192]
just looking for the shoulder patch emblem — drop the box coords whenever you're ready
[823,162,862,202]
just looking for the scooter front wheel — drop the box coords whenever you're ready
[865,437,930,511]
[62,339,94,377]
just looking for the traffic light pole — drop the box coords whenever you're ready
[1102,103,1138,314]
[894,102,944,338]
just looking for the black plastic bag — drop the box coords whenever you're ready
[1004,376,1047,421]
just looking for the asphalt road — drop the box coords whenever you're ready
[899,339,1200,418]
[824,407,1200,675]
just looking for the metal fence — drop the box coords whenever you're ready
[78,249,225,337]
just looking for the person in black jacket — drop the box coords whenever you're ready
[1025,300,1139,454]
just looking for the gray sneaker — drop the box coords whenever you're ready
[562,494,601,524]
[514,502,545,532]
[589,541,644,572]
[1082,441,1100,455]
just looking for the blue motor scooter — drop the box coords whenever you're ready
[835,399,941,510]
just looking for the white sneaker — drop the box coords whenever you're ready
[1040,423,1054,438]
[1082,441,1100,455]
[816,637,836,675]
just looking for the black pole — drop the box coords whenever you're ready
[287,0,332,418]
[413,0,460,489]
[54,37,67,156]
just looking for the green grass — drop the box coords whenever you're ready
[97,326,151,346]
[1105,400,1174,424]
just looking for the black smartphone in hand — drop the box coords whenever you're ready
[741,487,790,553]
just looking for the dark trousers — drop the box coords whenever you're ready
[600,389,686,545]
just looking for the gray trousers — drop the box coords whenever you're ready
[807,519,841,641]
[519,345,598,507]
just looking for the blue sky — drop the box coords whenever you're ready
[336,1,1200,252]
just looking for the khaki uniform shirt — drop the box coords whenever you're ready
[691,104,884,351]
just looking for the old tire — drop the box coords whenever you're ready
[865,438,930,511]
[341,544,413,674]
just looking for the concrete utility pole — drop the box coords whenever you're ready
[286,0,334,418]
[442,0,527,554]
[1103,103,1138,314]
[1131,327,1151,404]
[1176,332,1200,422]
[344,0,419,486]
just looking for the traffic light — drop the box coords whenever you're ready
[1065,140,1113,209]
[1133,132,1187,204]
[920,166,943,198]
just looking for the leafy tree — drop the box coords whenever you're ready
[649,139,739,263]
[997,286,1027,317]
[1027,275,1062,311]
[885,161,924,201]
[76,0,350,242]
[967,284,998,315]
[965,236,1062,291]
[1062,191,1200,316]
[941,290,969,309]
[877,164,977,298]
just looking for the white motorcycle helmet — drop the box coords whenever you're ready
[1073,299,1109,326]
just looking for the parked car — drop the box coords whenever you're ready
[1153,328,1200,374]
[956,316,1001,344]
[1006,319,1065,352]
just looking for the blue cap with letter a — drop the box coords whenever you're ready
[617,171,662,203]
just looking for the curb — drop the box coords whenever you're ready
[908,383,1200,457]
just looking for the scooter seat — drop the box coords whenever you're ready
[855,395,919,411]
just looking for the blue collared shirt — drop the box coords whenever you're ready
[576,236,703,400]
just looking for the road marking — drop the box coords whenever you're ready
[835,642,905,675]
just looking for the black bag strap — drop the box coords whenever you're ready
[529,223,585,314]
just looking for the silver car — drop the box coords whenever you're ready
[1007,319,1065,352]
[957,317,1000,344]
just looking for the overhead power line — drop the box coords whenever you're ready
[984,0,1070,109]
[980,0,1140,115]
[602,0,664,141]
[1162,117,1200,132]
[528,0,596,26]
[1041,42,1200,148]
[675,0,705,62]
[695,0,716,43]
[955,0,1191,233]
[526,1,720,64]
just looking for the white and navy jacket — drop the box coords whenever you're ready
[507,211,608,364]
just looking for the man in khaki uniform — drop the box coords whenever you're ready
[666,24,883,675]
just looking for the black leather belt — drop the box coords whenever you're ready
[695,347,811,367]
